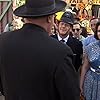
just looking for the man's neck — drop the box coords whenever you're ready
[24,18,48,32]
[59,34,69,39]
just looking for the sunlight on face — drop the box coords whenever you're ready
[72,24,81,38]
[58,22,71,36]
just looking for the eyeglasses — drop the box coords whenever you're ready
[72,28,80,32]
[97,30,100,32]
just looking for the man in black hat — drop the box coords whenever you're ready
[0,0,79,100]
[51,11,83,71]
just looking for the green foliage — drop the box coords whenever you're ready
[16,0,25,7]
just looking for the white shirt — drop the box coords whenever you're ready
[57,34,69,44]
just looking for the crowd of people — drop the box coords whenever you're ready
[0,0,100,100]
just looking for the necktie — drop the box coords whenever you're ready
[60,39,65,44]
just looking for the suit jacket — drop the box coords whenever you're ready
[51,34,83,71]
[0,23,79,100]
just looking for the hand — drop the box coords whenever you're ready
[80,86,84,96]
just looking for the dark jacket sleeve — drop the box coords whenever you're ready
[54,48,80,100]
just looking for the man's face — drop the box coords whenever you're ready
[72,24,82,38]
[90,19,98,33]
[47,14,55,34]
[58,22,71,36]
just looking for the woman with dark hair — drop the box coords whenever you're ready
[80,21,100,100]
[81,27,88,38]
[94,22,100,40]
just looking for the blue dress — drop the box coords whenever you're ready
[84,41,100,100]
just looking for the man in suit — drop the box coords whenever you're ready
[0,0,80,100]
[51,11,83,71]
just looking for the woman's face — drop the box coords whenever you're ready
[97,25,100,40]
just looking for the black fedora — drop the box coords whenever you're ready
[14,0,67,17]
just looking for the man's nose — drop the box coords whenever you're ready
[62,24,65,27]
[74,30,77,33]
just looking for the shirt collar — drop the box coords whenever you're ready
[57,34,69,43]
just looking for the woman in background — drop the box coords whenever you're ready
[80,21,100,100]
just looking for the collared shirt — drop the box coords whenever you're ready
[57,34,69,44]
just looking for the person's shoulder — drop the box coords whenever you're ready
[85,41,97,52]
[88,41,98,47]
[47,37,73,65]
[0,31,11,38]
[0,29,19,41]
[50,36,73,54]
[83,35,93,44]
[71,36,79,41]
[50,34,57,39]
[71,36,83,45]
[84,35,94,40]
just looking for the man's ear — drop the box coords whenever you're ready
[47,15,52,23]
[80,28,82,33]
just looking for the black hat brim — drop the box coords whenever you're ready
[14,1,66,17]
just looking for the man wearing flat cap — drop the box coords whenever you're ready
[0,0,79,100]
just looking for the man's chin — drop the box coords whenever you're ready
[60,33,67,35]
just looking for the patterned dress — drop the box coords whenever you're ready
[84,41,100,100]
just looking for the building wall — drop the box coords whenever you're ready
[65,0,88,4]
[0,1,13,33]
[65,0,100,4]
